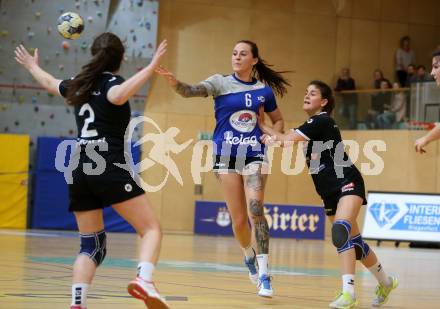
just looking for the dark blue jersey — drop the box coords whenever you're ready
[59,72,130,151]
[295,112,362,196]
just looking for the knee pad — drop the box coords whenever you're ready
[351,234,370,260]
[332,220,354,253]
[79,230,107,266]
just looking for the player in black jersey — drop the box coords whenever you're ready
[258,81,398,308]
[15,33,169,309]
[415,50,440,153]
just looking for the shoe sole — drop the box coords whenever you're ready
[258,293,273,298]
[127,282,170,309]
[258,288,273,298]
[329,300,358,309]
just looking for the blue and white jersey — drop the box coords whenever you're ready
[200,74,278,158]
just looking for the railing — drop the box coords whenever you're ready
[410,81,440,123]
[337,82,439,130]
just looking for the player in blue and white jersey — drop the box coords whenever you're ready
[156,40,290,297]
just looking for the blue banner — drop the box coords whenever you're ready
[194,201,325,240]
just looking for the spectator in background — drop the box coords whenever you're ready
[373,69,384,89]
[411,65,433,83]
[405,64,416,86]
[376,82,407,129]
[365,79,392,129]
[395,36,415,87]
[335,67,358,129]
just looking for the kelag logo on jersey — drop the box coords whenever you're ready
[369,202,400,227]
[229,110,256,133]
[194,201,325,239]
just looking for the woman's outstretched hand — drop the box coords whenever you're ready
[155,65,178,87]
[15,45,39,71]
[149,39,167,70]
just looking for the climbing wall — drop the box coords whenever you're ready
[0,0,158,162]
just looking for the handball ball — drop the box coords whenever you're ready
[57,12,84,40]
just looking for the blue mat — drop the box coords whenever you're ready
[32,137,141,232]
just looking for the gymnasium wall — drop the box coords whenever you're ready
[141,0,440,233]
[148,0,440,123]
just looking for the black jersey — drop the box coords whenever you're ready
[295,112,362,196]
[59,72,130,152]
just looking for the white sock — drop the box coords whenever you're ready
[137,262,155,282]
[256,254,268,277]
[342,274,355,298]
[368,262,391,286]
[71,283,89,308]
[242,245,255,260]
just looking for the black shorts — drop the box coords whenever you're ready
[321,177,367,216]
[68,151,144,212]
[212,155,267,174]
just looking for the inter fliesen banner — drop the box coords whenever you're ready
[363,192,440,242]
[194,201,325,240]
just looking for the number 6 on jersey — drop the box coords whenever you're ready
[245,93,252,107]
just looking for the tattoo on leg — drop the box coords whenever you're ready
[245,168,264,191]
[249,199,264,216]
[249,199,269,254]
[174,82,208,98]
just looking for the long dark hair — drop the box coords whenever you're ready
[309,80,335,114]
[66,32,125,105]
[237,40,291,97]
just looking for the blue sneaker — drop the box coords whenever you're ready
[244,251,258,284]
[257,274,273,298]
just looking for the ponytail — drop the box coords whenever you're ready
[66,32,124,106]
[237,40,291,97]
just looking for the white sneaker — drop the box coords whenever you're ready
[257,274,273,298]
[127,277,170,309]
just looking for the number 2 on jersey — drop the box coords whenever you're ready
[78,103,98,138]
[245,93,252,107]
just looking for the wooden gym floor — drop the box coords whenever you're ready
[0,229,438,309]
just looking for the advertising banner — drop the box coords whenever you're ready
[194,201,325,240]
[363,191,440,242]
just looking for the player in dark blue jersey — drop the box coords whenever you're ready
[259,81,398,308]
[15,33,170,309]
[156,40,290,297]
[415,50,440,153]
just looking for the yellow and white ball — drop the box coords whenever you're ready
[57,12,84,40]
